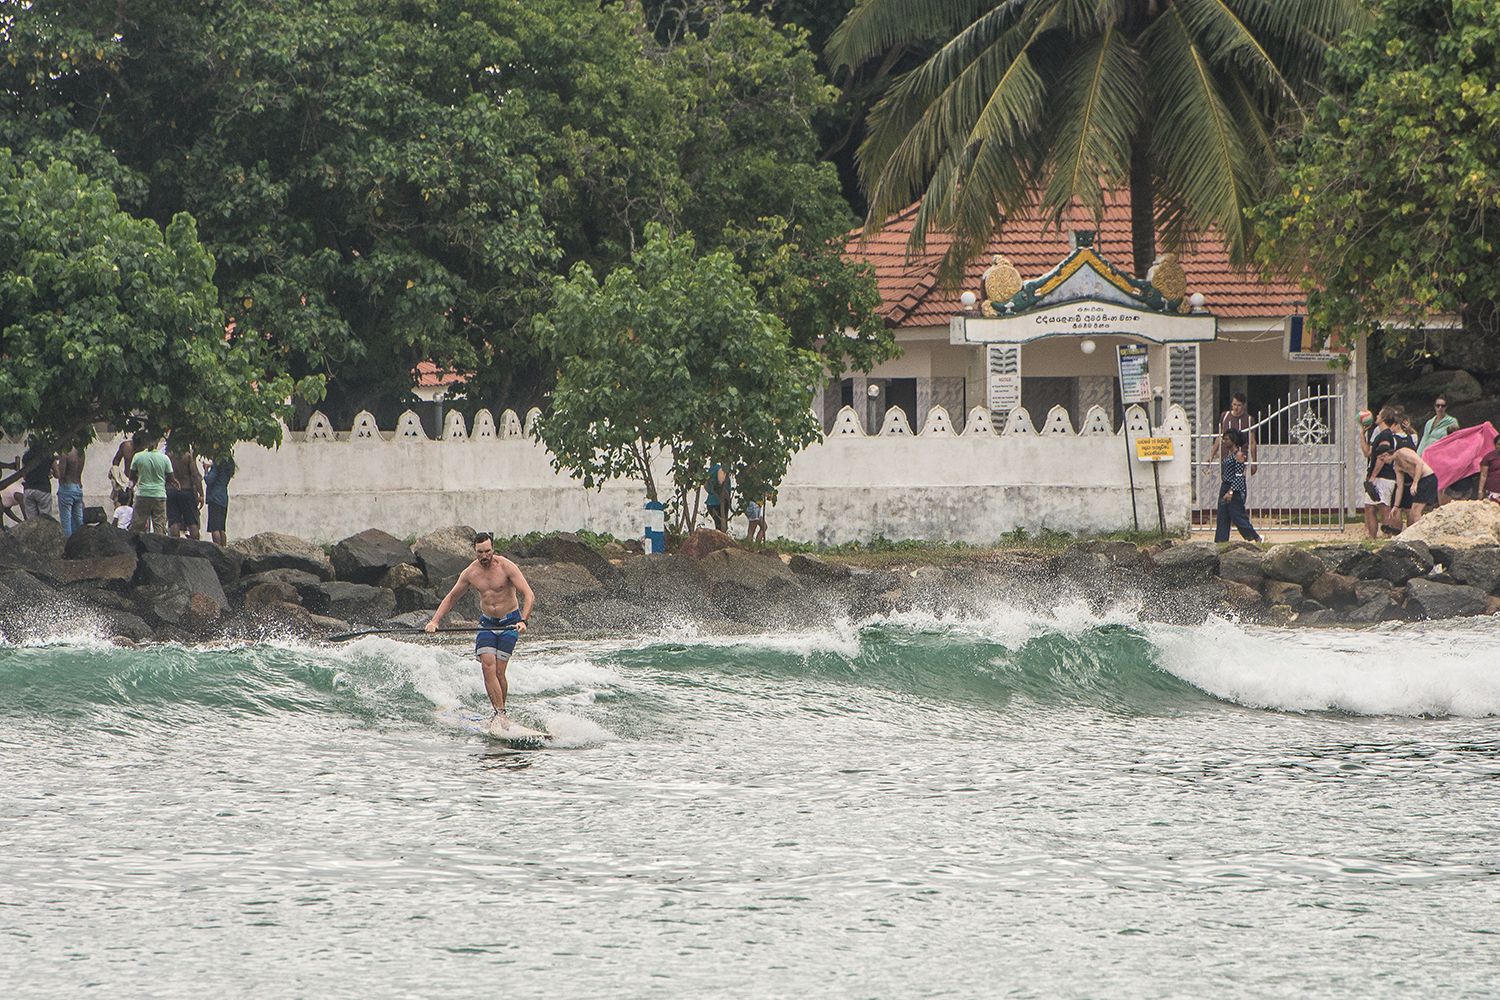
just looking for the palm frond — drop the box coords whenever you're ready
[1175,0,1298,111]
[1142,8,1254,265]
[859,6,1045,237]
[826,0,1005,73]
[1218,0,1370,104]
[1041,25,1143,227]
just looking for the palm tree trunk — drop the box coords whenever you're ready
[1129,131,1154,279]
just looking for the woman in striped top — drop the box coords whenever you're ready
[1216,428,1262,542]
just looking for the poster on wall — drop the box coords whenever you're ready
[1116,344,1151,405]
[986,344,1021,415]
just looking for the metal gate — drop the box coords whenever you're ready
[1194,389,1348,531]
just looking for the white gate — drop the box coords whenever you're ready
[1194,389,1348,531]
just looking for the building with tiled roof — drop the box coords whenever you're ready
[830,192,1369,523]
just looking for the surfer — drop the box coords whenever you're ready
[425,532,535,730]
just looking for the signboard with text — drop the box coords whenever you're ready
[1134,437,1175,462]
[1116,344,1151,406]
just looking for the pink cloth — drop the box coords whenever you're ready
[1422,421,1499,490]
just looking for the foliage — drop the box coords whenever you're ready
[0,153,318,481]
[0,0,558,423]
[827,0,1367,280]
[534,225,825,531]
[1254,0,1500,362]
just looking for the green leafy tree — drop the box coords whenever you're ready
[1,0,557,424]
[1255,0,1500,362]
[0,152,319,486]
[828,0,1366,280]
[534,225,824,531]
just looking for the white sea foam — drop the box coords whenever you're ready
[1151,616,1500,717]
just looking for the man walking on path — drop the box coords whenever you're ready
[54,447,86,538]
[1418,397,1459,454]
[128,432,171,534]
[426,532,535,731]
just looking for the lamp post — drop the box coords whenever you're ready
[867,382,881,435]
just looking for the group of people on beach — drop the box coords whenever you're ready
[2,431,235,545]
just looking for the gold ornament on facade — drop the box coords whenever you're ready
[1148,252,1188,303]
[982,254,1023,303]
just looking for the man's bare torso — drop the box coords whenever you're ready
[57,449,84,485]
[463,555,524,616]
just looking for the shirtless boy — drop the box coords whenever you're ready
[426,533,535,729]
[1371,442,1440,526]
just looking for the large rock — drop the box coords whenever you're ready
[393,585,438,614]
[1405,578,1489,619]
[1263,580,1305,610]
[1147,541,1219,585]
[0,535,59,583]
[378,562,428,590]
[133,553,228,610]
[698,548,806,624]
[135,534,241,587]
[524,563,607,619]
[1398,500,1500,548]
[615,553,717,620]
[524,532,620,586]
[231,567,323,606]
[788,553,852,581]
[230,532,334,581]
[5,516,65,561]
[63,523,136,561]
[302,581,397,623]
[245,580,302,608]
[679,528,737,560]
[1310,544,1381,579]
[1308,572,1359,608]
[1260,545,1326,588]
[1371,541,1434,585]
[331,528,417,585]
[1450,544,1500,595]
[1218,547,1266,587]
[48,553,138,589]
[411,525,477,582]
[1066,540,1145,570]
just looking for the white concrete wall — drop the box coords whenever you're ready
[3,403,1191,545]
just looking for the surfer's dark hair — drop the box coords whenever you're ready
[473,532,494,546]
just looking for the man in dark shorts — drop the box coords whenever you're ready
[1371,442,1440,526]
[1478,433,1500,501]
[166,446,204,539]
[426,533,535,731]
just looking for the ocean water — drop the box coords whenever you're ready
[2,604,1499,998]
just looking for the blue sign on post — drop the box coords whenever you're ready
[644,500,665,554]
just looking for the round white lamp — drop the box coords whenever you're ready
[1190,292,1205,311]
[1080,339,1096,355]
[867,383,881,398]
[960,291,977,310]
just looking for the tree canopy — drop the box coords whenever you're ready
[0,0,892,425]
[0,152,317,485]
[1254,0,1500,362]
[534,225,824,531]
[828,0,1366,280]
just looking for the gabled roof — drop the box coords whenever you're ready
[846,193,1305,327]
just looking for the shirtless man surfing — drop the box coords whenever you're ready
[426,532,534,730]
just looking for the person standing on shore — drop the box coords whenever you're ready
[1418,397,1459,455]
[54,447,86,538]
[14,437,55,520]
[425,532,535,731]
[705,461,731,533]
[1373,442,1440,525]
[1209,392,1258,474]
[166,446,204,540]
[1478,433,1500,501]
[202,453,235,546]
[128,432,171,534]
[1215,428,1262,542]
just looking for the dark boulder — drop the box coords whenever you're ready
[0,532,60,582]
[1311,544,1380,579]
[411,526,477,583]
[699,547,808,624]
[1308,572,1359,608]
[49,553,138,591]
[133,553,228,610]
[678,528,737,560]
[63,524,136,561]
[134,534,241,587]
[1450,544,1500,595]
[1147,541,1220,585]
[229,532,334,581]
[393,585,438,614]
[615,553,717,620]
[1405,579,1489,619]
[524,532,620,586]
[331,529,417,585]
[1218,547,1266,587]
[788,553,852,581]
[1263,580,1305,610]
[302,581,397,623]
[1260,545,1325,588]
[5,516,65,560]
[1067,539,1145,570]
[1370,542,1434,584]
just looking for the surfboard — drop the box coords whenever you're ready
[438,707,553,747]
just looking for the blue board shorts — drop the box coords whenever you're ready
[744,500,763,520]
[476,611,522,661]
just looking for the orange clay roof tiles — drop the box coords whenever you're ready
[846,193,1306,328]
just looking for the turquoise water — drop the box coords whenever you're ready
[3,606,1499,998]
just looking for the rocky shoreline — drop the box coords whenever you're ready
[2,511,1499,648]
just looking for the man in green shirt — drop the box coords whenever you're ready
[128,431,172,534]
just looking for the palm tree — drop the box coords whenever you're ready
[828,0,1367,280]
